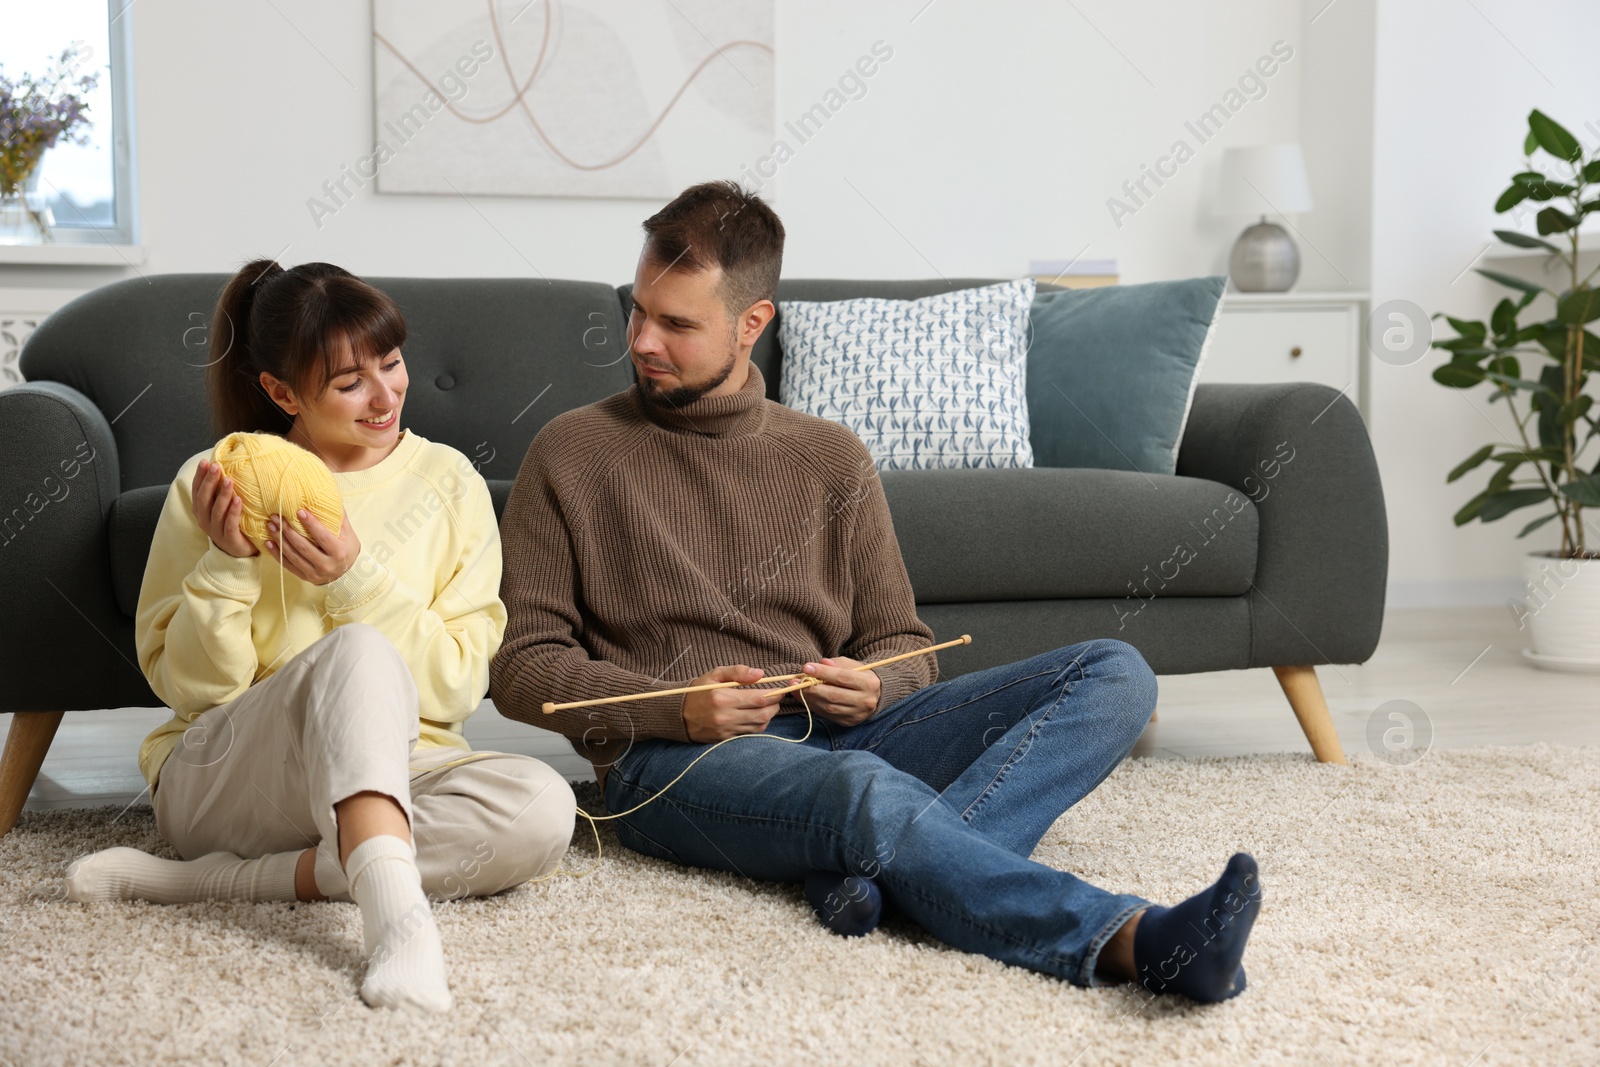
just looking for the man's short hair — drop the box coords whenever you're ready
[641,181,785,318]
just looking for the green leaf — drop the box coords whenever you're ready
[1559,473,1600,506]
[1433,343,1498,361]
[1432,338,1495,356]
[1497,446,1565,464]
[1537,365,1566,447]
[1560,395,1594,423]
[1537,207,1579,235]
[1454,487,1493,525]
[1445,316,1488,342]
[1433,361,1486,388]
[1448,444,1495,483]
[1478,487,1553,521]
[1511,172,1579,201]
[1556,288,1600,325]
[1529,110,1582,162]
[1484,370,1552,393]
[1495,184,1529,212]
[1494,229,1560,252]
[1525,129,1540,155]
[1534,320,1569,360]
[1476,268,1546,295]
[1518,512,1561,538]
[1488,354,1521,380]
[1585,159,1600,182]
[1491,298,1517,336]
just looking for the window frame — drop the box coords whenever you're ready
[43,0,139,248]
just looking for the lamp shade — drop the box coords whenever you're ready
[1214,144,1313,216]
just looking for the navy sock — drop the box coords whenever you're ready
[1131,853,1262,1002]
[803,871,883,937]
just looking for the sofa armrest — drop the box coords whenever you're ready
[0,382,151,711]
[1176,383,1387,667]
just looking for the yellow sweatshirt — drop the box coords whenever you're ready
[136,429,507,788]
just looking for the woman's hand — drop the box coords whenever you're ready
[191,460,258,558]
[265,509,362,586]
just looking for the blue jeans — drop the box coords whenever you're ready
[604,639,1158,986]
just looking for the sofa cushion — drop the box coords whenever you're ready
[777,280,1036,470]
[1026,276,1225,475]
[109,486,168,617]
[639,278,1019,401]
[882,468,1257,602]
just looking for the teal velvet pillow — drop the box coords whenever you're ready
[1025,276,1226,475]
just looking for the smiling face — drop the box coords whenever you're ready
[628,256,775,408]
[260,340,408,472]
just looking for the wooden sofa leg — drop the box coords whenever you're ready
[0,711,64,835]
[1271,666,1347,765]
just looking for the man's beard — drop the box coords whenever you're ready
[636,348,738,408]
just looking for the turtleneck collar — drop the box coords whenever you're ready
[632,360,769,438]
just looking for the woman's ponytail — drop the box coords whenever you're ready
[206,259,290,438]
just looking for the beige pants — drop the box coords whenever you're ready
[153,623,575,899]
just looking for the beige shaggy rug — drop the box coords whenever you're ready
[2,745,1597,1067]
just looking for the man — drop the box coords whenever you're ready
[490,181,1260,1001]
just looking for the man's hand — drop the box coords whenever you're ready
[681,665,786,743]
[265,509,363,586]
[798,657,881,727]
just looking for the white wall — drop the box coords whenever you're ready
[1295,0,1375,295]
[8,0,1591,603]
[0,0,1304,288]
[1368,0,1600,606]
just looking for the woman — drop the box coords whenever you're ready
[64,259,576,1014]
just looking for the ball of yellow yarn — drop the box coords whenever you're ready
[212,432,343,545]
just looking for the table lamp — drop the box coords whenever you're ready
[1215,144,1313,292]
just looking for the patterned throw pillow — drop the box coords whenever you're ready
[777,279,1036,470]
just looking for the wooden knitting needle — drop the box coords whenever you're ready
[540,634,972,714]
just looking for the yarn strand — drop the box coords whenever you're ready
[525,682,822,884]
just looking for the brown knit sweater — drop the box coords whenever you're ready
[489,363,937,786]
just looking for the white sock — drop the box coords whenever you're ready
[313,842,352,902]
[344,835,451,1014]
[64,847,299,904]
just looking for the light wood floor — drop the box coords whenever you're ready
[4,607,1596,817]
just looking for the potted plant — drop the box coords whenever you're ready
[1432,110,1600,670]
[0,45,98,244]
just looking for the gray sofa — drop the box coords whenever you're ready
[0,274,1387,833]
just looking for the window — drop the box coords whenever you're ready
[0,0,137,245]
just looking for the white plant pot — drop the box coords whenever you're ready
[1518,552,1600,672]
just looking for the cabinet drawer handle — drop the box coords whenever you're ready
[1290,345,1303,358]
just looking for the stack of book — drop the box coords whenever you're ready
[1028,258,1119,289]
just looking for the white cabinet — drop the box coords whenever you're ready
[1200,291,1368,417]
